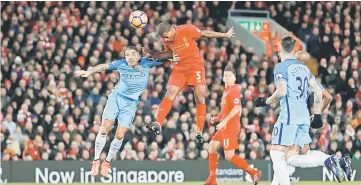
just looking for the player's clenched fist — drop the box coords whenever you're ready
[74,70,91,78]
[311,114,323,129]
[169,54,180,62]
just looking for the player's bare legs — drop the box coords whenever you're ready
[91,119,114,176]
[204,140,222,185]
[193,85,207,143]
[147,85,182,134]
[100,126,128,177]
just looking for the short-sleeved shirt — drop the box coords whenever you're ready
[161,25,203,69]
[220,84,241,132]
[108,57,161,100]
[273,59,313,125]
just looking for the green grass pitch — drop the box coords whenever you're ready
[6,182,360,185]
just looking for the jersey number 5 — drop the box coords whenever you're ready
[296,76,308,99]
[196,71,201,82]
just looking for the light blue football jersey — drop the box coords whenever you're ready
[273,58,313,125]
[108,57,161,100]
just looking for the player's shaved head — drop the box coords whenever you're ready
[280,35,296,53]
[157,22,171,36]
[225,65,236,76]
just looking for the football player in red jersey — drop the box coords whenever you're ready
[205,66,261,185]
[143,22,234,143]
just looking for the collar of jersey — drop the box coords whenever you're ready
[282,57,296,61]
[127,62,141,70]
[225,84,237,90]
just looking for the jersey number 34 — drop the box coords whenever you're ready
[296,76,308,99]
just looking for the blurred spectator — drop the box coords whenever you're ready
[2,114,16,136]
[22,140,41,160]
[120,142,138,160]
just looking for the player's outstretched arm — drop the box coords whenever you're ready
[74,64,108,78]
[142,47,174,60]
[201,27,234,38]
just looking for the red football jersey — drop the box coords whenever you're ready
[220,84,241,132]
[161,25,204,68]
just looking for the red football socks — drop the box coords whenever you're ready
[156,98,173,126]
[208,153,218,179]
[230,155,253,174]
[196,103,206,132]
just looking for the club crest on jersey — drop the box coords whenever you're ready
[234,98,240,104]
[182,37,190,48]
[276,73,283,80]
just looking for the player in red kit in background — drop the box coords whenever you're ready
[143,22,234,143]
[206,66,261,185]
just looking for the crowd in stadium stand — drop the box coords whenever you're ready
[1,1,361,162]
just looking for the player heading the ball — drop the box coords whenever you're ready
[143,22,234,144]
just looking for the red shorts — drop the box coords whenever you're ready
[212,129,239,151]
[168,64,206,88]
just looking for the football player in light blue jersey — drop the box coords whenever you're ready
[269,51,352,185]
[290,52,353,181]
[254,37,344,185]
[74,46,174,177]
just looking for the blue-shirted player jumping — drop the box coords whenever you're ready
[254,36,344,185]
[74,46,173,177]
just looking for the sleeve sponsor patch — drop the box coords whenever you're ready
[276,73,283,80]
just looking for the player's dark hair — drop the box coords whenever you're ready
[225,65,236,76]
[125,46,138,52]
[157,22,171,36]
[280,35,296,53]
